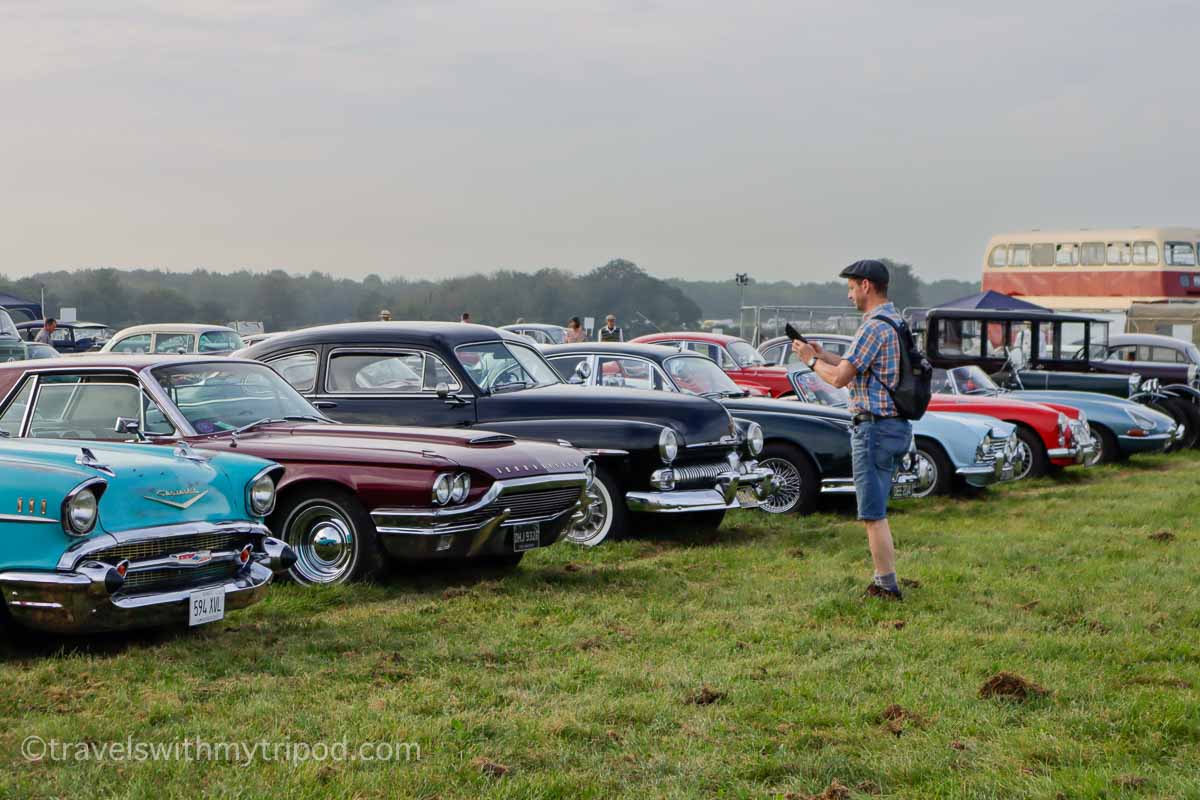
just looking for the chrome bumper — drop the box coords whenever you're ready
[369,473,589,560]
[626,465,775,514]
[956,453,1015,485]
[819,466,926,496]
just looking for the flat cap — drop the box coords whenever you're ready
[839,259,889,285]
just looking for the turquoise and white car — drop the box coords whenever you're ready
[0,439,294,634]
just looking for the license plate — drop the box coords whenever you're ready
[736,485,760,508]
[892,481,914,499]
[188,586,225,627]
[512,523,541,552]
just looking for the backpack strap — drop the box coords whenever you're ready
[864,315,904,395]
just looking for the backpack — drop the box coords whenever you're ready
[868,315,932,420]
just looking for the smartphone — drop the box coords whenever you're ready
[784,323,807,343]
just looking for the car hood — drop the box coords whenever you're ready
[721,394,852,423]
[0,438,267,533]
[199,423,588,479]
[930,393,1066,419]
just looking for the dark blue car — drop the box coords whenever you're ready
[16,320,114,352]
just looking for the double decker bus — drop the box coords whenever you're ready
[981,226,1200,311]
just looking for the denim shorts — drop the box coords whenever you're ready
[851,417,913,521]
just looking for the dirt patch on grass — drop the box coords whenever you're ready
[1149,530,1176,542]
[855,780,881,795]
[441,586,470,600]
[471,757,510,777]
[785,779,851,800]
[899,577,921,588]
[879,704,924,736]
[787,548,806,559]
[687,685,725,705]
[1115,774,1149,790]
[880,619,906,630]
[1017,600,1040,612]
[563,562,583,572]
[979,672,1049,702]
[1124,675,1192,689]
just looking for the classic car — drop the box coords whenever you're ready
[102,324,245,356]
[0,436,294,634]
[630,332,792,397]
[17,320,114,353]
[501,324,568,345]
[23,342,59,360]
[784,368,1022,497]
[541,342,926,514]
[923,307,1200,447]
[1093,332,1200,387]
[0,356,594,585]
[239,323,775,547]
[0,309,28,363]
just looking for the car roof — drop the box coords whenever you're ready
[542,342,686,361]
[637,331,743,345]
[0,354,262,372]
[110,323,240,336]
[501,323,565,332]
[243,321,526,351]
[15,320,108,328]
[927,308,1104,324]
[759,333,852,349]
[1108,332,1192,347]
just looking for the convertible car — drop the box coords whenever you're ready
[630,332,792,397]
[0,437,294,634]
[239,323,775,547]
[0,356,593,585]
[540,342,927,514]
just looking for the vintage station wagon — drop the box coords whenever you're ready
[0,437,293,634]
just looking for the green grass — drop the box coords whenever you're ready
[4,453,1200,799]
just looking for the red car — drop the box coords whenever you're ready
[761,332,1096,478]
[630,332,795,397]
[0,356,593,586]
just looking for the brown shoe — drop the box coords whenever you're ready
[866,584,903,601]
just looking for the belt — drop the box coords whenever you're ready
[851,411,898,426]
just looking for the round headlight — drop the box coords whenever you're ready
[658,428,680,464]
[450,473,471,504]
[584,459,597,490]
[65,488,98,536]
[1129,372,1141,395]
[248,473,276,516]
[746,422,764,455]
[976,434,992,462]
[433,473,452,505]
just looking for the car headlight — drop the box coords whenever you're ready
[1188,364,1197,384]
[745,422,764,456]
[976,434,993,463]
[63,479,103,536]
[247,471,277,516]
[450,473,471,504]
[1076,409,1087,427]
[1128,372,1141,395]
[433,473,453,505]
[584,459,597,490]
[658,428,680,464]
[1125,408,1157,430]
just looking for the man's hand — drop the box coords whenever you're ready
[791,340,816,364]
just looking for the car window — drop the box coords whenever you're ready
[664,356,742,396]
[26,344,58,359]
[1108,345,1138,362]
[547,354,589,382]
[326,352,425,393]
[110,333,152,354]
[455,341,560,393]
[422,354,461,391]
[152,361,317,433]
[597,357,662,390]
[199,330,244,352]
[761,344,784,365]
[26,378,164,440]
[0,378,34,436]
[267,351,319,393]
[1150,346,1183,363]
[153,333,196,354]
[816,339,849,356]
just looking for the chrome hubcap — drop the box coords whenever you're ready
[567,485,612,546]
[1014,441,1034,480]
[912,451,938,498]
[760,457,802,513]
[285,503,357,584]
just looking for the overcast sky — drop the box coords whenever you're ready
[3,1,1198,284]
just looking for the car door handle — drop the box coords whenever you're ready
[313,400,338,409]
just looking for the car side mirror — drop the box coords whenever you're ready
[114,416,146,442]
[1007,346,1027,371]
[572,361,592,383]
[435,382,450,399]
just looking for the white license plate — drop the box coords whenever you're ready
[512,523,541,552]
[892,482,914,498]
[188,586,225,627]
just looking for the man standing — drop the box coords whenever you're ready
[35,318,57,344]
[791,260,911,600]
[598,314,623,342]
[460,312,471,324]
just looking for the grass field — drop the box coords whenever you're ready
[3,452,1200,799]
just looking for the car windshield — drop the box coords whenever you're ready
[792,369,850,407]
[199,330,244,352]
[946,365,1000,395]
[149,362,322,434]
[78,325,113,342]
[727,340,766,366]
[664,355,743,396]
[455,341,561,393]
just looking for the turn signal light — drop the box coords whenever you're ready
[238,544,253,565]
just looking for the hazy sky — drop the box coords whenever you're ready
[4,1,1199,283]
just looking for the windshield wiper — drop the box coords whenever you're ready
[699,390,724,399]
[232,417,285,435]
[282,414,326,423]
[491,381,530,394]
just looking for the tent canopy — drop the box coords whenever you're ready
[935,290,1049,311]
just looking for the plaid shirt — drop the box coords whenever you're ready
[843,302,902,416]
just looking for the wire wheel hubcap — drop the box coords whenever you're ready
[1014,440,1034,480]
[759,457,802,513]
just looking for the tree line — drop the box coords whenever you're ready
[0,258,977,334]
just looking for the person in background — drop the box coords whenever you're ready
[598,314,623,342]
[565,317,586,343]
[34,318,57,344]
[379,309,393,321]
[460,312,471,323]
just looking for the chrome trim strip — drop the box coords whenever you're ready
[1117,432,1173,441]
[370,473,587,522]
[56,520,272,570]
[0,513,57,524]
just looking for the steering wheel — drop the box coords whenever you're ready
[492,364,526,388]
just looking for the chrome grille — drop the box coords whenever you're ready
[447,486,582,529]
[671,461,730,485]
[122,563,237,593]
[92,532,246,564]
[985,439,1007,461]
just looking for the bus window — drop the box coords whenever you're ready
[1132,241,1159,265]
[1031,244,1055,267]
[1106,242,1132,265]
[988,245,1009,267]
[1010,245,1031,267]
[935,319,982,357]
[1165,242,1196,266]
[1055,243,1078,266]
[1081,242,1105,266]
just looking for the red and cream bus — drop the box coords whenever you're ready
[981,227,1200,311]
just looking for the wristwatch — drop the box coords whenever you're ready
[806,355,817,368]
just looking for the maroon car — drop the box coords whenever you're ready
[0,356,593,585]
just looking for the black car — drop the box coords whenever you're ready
[239,323,775,545]
[540,342,923,515]
[16,320,114,352]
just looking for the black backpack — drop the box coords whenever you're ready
[868,316,932,420]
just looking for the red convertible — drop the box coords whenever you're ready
[0,356,593,585]
[630,332,792,397]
